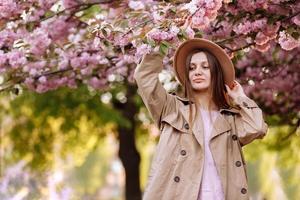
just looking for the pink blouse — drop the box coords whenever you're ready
[197,108,225,200]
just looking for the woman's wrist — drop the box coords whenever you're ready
[232,95,249,106]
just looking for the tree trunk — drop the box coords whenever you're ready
[114,84,142,200]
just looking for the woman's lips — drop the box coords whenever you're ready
[193,78,205,83]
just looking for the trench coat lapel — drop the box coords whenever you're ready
[179,102,204,148]
[210,112,232,141]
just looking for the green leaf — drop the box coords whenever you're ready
[170,7,177,13]
[147,37,156,47]
[159,42,169,55]
[178,29,188,40]
[291,31,300,40]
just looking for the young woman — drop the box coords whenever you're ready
[134,38,268,200]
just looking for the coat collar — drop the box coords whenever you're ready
[176,95,236,147]
[174,94,240,114]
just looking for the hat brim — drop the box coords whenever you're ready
[173,38,235,88]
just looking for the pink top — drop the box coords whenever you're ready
[197,108,225,200]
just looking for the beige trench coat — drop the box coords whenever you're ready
[133,52,268,200]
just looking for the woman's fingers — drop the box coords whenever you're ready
[225,84,231,94]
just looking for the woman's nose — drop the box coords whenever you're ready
[195,68,203,75]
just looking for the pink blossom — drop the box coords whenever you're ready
[26,28,52,56]
[182,1,198,14]
[262,22,280,39]
[7,50,27,68]
[252,18,267,29]
[204,0,216,9]
[255,32,270,45]
[224,4,239,15]
[38,0,57,10]
[0,29,18,48]
[128,0,145,10]
[67,78,77,89]
[152,10,164,23]
[292,15,300,26]
[147,28,177,41]
[233,18,267,35]
[185,26,195,39]
[38,76,47,83]
[0,0,20,19]
[114,34,131,46]
[135,43,152,60]
[36,84,49,93]
[211,21,232,38]
[88,77,107,89]
[238,0,268,12]
[278,31,300,51]
[41,16,76,43]
[255,42,270,52]
[62,0,79,9]
[24,77,35,90]
[80,67,93,76]
[70,57,85,69]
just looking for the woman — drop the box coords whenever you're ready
[134,38,268,200]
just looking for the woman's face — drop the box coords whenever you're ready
[188,52,211,92]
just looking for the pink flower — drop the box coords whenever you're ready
[7,50,27,68]
[233,18,267,35]
[135,43,152,61]
[147,28,176,41]
[38,76,47,83]
[185,26,195,39]
[152,11,164,23]
[88,77,107,89]
[114,34,130,46]
[255,32,270,45]
[26,28,52,56]
[0,29,18,48]
[38,0,57,10]
[278,31,300,51]
[182,2,198,14]
[252,18,267,29]
[191,8,209,29]
[41,16,76,43]
[128,0,145,10]
[0,0,20,19]
[80,67,93,76]
[292,15,300,26]
[255,42,270,52]
[62,0,79,9]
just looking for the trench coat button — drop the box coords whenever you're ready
[241,188,247,194]
[235,161,242,167]
[180,150,186,156]
[242,102,248,107]
[184,123,189,130]
[232,134,238,141]
[174,176,180,182]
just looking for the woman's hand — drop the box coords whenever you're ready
[225,80,247,104]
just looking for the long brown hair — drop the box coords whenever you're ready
[183,49,230,131]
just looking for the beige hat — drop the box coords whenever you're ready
[173,38,235,89]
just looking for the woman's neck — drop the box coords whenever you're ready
[193,89,218,111]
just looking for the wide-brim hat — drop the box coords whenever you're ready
[173,38,235,89]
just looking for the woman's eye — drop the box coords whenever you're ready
[189,66,195,70]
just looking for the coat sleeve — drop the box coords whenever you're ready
[133,52,177,129]
[233,95,268,146]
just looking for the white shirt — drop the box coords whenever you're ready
[198,108,225,200]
